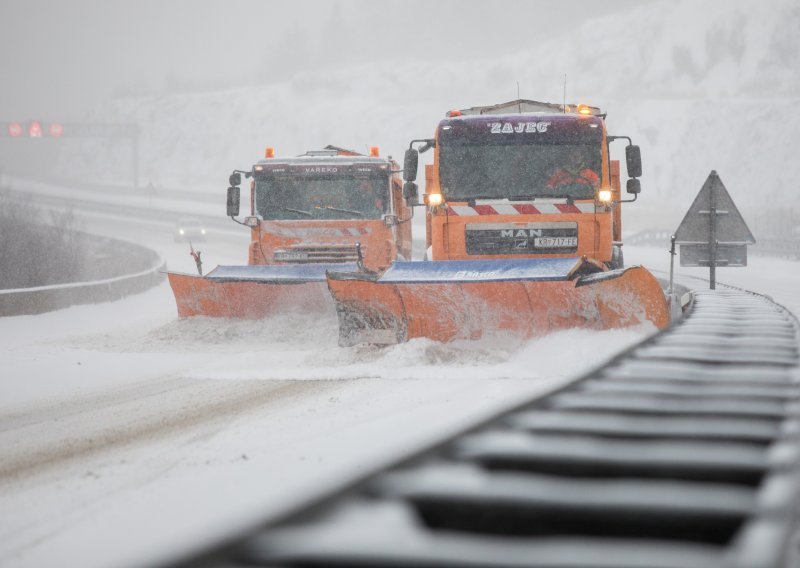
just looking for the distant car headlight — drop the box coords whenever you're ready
[179,229,185,235]
[201,229,206,234]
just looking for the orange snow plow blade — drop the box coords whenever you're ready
[168,263,358,318]
[327,257,669,345]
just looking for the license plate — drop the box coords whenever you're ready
[534,237,578,248]
[274,251,309,261]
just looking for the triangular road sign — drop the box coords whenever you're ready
[674,171,755,245]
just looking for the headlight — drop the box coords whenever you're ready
[597,189,613,204]
[179,229,185,234]
[201,229,206,234]
[427,193,443,207]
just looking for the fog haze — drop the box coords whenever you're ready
[2,0,799,235]
[1,0,637,119]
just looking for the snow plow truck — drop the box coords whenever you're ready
[327,100,670,345]
[168,146,412,318]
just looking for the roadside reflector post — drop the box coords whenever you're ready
[668,234,676,296]
[673,171,756,290]
[667,234,682,320]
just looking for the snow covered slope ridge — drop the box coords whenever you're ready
[58,0,799,231]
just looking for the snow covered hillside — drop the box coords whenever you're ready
[56,0,800,235]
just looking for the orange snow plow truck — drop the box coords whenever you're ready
[168,146,411,318]
[327,100,670,345]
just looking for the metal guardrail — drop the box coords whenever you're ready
[164,287,800,568]
[2,184,233,234]
[0,236,165,316]
[755,237,800,260]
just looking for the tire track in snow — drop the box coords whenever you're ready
[0,378,346,481]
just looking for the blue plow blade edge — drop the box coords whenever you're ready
[205,262,360,284]
[375,257,583,284]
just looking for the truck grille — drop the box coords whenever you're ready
[466,222,578,255]
[273,245,361,264]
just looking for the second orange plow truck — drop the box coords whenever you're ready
[327,100,670,345]
[168,146,412,318]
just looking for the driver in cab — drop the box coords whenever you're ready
[354,179,384,214]
[546,148,600,191]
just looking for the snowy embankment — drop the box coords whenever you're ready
[54,0,800,236]
[0,235,164,316]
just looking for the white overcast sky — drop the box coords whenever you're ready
[1,0,643,121]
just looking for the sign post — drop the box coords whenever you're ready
[673,171,755,290]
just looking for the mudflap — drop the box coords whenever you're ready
[167,263,358,318]
[325,258,670,345]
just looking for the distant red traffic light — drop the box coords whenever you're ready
[8,123,23,137]
[28,121,43,137]
[49,122,64,137]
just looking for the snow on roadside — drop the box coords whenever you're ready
[1,278,654,413]
[0,275,656,568]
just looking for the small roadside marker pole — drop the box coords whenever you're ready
[668,234,676,297]
[667,234,681,320]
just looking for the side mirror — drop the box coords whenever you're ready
[626,178,641,195]
[229,172,242,187]
[403,181,418,205]
[403,149,419,182]
[625,145,642,179]
[227,186,240,217]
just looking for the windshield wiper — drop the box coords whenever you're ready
[317,205,365,217]
[276,206,313,217]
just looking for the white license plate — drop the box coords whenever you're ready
[274,251,308,261]
[534,237,577,248]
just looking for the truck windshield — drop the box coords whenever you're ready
[255,175,389,220]
[439,143,602,201]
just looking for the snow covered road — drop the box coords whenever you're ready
[0,277,653,568]
[1,184,798,568]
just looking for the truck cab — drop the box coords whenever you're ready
[233,147,411,271]
[415,100,641,269]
